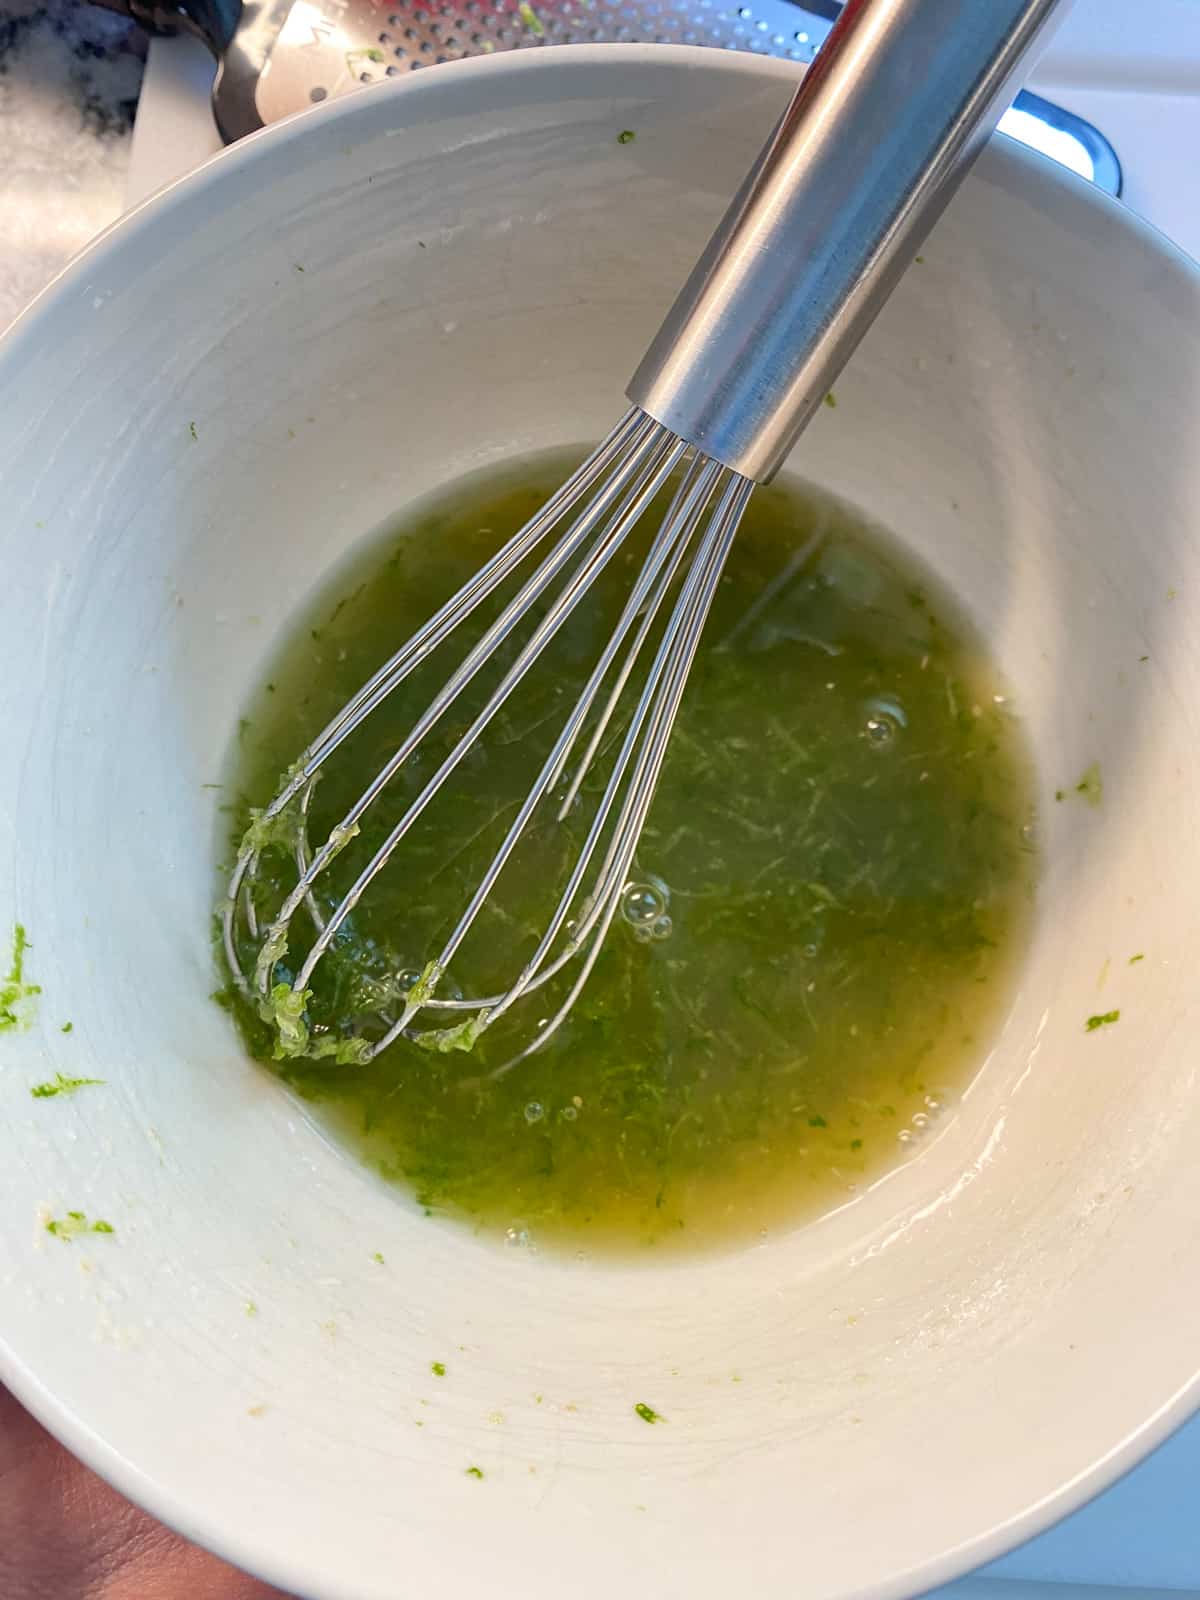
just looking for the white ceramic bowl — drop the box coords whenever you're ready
[2,45,1199,1600]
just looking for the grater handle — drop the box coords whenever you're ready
[89,0,239,54]
[627,0,1066,482]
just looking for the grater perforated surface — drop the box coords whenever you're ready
[369,0,823,73]
[252,0,836,126]
[241,0,1118,188]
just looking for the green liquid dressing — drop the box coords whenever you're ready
[221,451,1037,1256]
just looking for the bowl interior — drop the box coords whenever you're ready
[2,46,1199,1600]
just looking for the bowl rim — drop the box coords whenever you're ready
[3,39,1200,1600]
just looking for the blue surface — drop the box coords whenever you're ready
[971,1409,1200,1589]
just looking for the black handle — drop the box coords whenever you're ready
[91,0,239,56]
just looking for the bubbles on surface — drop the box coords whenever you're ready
[896,1097,949,1147]
[552,785,582,815]
[621,875,670,925]
[623,875,672,944]
[861,695,907,748]
[397,965,463,1002]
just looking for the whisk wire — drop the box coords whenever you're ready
[225,411,666,994]
[396,454,728,1040]
[225,413,753,1063]
[554,456,724,815]
[548,453,719,803]
[488,472,753,1071]
[223,408,650,939]
[285,428,689,1001]
[300,407,652,776]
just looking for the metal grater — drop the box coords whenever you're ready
[93,0,1120,191]
[225,0,837,139]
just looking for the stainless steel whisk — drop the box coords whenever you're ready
[224,0,1062,1065]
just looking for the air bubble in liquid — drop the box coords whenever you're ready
[397,965,462,1003]
[651,914,673,941]
[861,695,907,748]
[560,1104,578,1122]
[524,1101,545,1124]
[621,875,670,926]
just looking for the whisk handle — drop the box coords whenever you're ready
[627,0,1065,482]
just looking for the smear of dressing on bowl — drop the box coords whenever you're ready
[218,451,1037,1256]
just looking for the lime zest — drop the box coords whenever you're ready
[46,1211,114,1241]
[31,1072,104,1099]
[0,923,40,1032]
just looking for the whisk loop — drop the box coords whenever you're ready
[223,408,753,1065]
